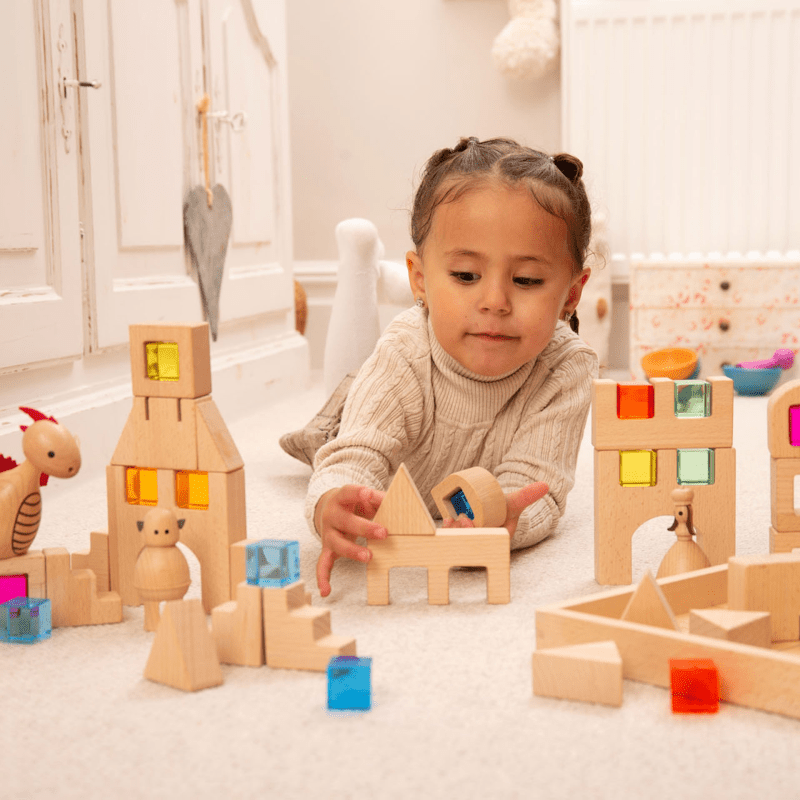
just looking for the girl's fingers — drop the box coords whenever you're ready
[506,482,548,521]
[316,547,337,597]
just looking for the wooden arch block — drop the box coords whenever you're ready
[431,467,506,528]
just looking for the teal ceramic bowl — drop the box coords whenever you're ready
[722,364,782,396]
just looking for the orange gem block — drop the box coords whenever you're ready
[670,658,719,713]
[617,384,655,420]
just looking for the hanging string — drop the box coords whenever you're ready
[197,93,213,208]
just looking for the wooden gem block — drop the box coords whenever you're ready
[129,323,211,399]
[0,550,45,598]
[670,658,719,713]
[767,380,800,458]
[144,599,223,692]
[771,457,800,532]
[616,384,654,420]
[673,381,711,418]
[373,463,436,536]
[620,571,678,630]
[431,466,506,528]
[619,450,657,487]
[689,608,771,648]
[532,640,623,707]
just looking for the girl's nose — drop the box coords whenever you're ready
[480,281,511,313]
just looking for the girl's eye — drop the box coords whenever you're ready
[515,277,543,287]
[450,271,479,284]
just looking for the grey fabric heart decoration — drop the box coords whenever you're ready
[183,184,232,341]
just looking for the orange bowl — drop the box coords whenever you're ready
[641,348,698,380]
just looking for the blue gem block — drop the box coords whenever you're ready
[245,539,300,587]
[674,380,712,418]
[328,656,372,711]
[0,597,51,644]
[449,489,474,521]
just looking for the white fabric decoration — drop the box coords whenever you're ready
[492,0,560,81]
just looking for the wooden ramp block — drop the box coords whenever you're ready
[43,548,122,627]
[0,550,45,597]
[211,581,264,666]
[431,467,506,527]
[533,640,623,707]
[262,581,356,671]
[620,572,678,630]
[195,397,243,473]
[71,531,110,593]
[144,599,223,691]
[689,608,772,648]
[373,463,436,536]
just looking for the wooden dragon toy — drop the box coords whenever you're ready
[0,407,81,560]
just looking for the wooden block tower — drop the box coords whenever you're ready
[767,379,800,553]
[107,322,246,612]
[592,377,736,585]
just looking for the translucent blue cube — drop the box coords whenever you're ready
[327,656,372,711]
[449,489,474,521]
[246,539,300,587]
[0,597,51,644]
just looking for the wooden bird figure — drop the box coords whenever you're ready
[133,508,191,631]
[0,407,81,560]
[656,488,711,579]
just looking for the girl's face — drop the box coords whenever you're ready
[407,181,589,377]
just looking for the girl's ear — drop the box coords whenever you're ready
[561,268,591,318]
[406,251,426,302]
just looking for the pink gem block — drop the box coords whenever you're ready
[0,574,28,605]
[790,406,800,447]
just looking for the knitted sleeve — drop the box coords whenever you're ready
[494,340,598,550]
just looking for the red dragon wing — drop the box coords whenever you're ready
[0,454,18,474]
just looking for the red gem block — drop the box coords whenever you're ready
[670,658,719,713]
[617,384,655,420]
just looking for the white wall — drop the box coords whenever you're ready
[286,0,562,263]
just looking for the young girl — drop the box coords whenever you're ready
[292,136,598,596]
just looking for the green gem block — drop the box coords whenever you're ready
[677,448,715,485]
[674,380,712,418]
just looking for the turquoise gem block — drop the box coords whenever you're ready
[246,539,300,587]
[674,380,712,418]
[0,597,51,643]
[677,449,715,485]
[449,489,474,520]
[327,656,372,711]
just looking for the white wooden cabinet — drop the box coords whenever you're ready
[1,0,294,369]
[630,259,800,380]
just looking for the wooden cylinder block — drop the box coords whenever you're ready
[431,467,506,528]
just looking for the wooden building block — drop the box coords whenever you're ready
[0,550,45,597]
[689,608,772,648]
[129,322,212,400]
[592,377,733,451]
[770,526,800,554]
[594,447,736,584]
[261,580,356,671]
[767,379,800,459]
[728,552,800,642]
[771,457,800,532]
[71,531,110,593]
[211,581,264,666]
[532,640,623,707]
[373,463,436,536]
[620,571,678,630]
[144,599,223,691]
[367,529,510,605]
[431,467,506,528]
[43,547,122,627]
[111,396,198,470]
[195,396,243,473]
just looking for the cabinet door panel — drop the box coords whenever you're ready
[0,0,82,369]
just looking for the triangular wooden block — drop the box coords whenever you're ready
[533,640,623,707]
[373,463,435,535]
[145,599,223,691]
[689,608,772,647]
[195,396,243,473]
[620,571,678,630]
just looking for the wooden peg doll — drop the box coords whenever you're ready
[656,488,711,579]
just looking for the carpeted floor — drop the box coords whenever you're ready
[2,377,797,800]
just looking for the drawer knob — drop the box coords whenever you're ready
[719,281,730,291]
[719,320,730,332]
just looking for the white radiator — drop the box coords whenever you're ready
[562,1,800,279]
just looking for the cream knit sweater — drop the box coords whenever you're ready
[305,306,598,549]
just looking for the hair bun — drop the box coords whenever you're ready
[552,153,584,184]
[454,136,480,153]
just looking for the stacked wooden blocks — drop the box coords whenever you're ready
[767,380,800,554]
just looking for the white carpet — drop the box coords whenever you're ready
[2,379,797,800]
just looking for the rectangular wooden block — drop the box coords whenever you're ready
[71,531,111,593]
[770,526,800,554]
[592,377,733,451]
[728,553,800,642]
[771,457,800,532]
[0,550,45,598]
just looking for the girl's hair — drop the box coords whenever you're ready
[410,136,591,332]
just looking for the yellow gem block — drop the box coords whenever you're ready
[619,450,657,487]
[145,342,180,381]
[176,471,209,510]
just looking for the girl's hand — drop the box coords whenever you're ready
[441,482,549,538]
[315,485,387,597]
